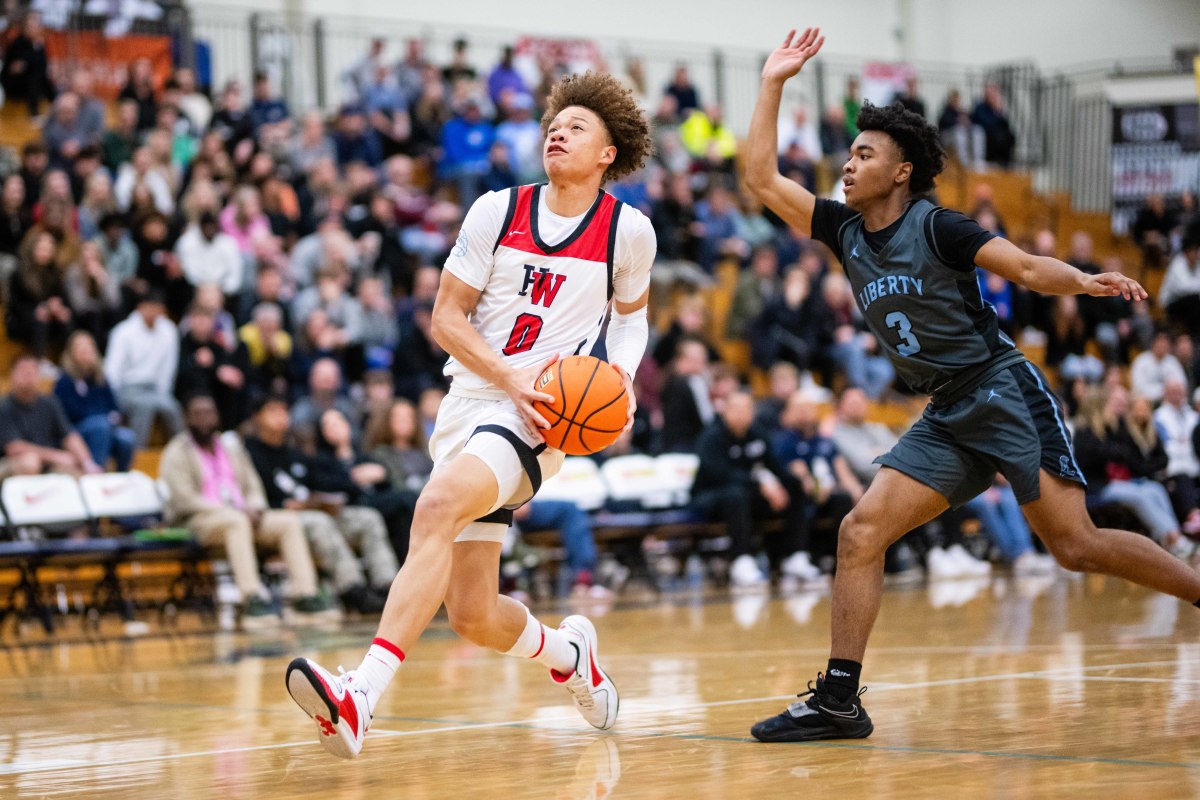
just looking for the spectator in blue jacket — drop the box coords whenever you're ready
[482,142,518,194]
[695,184,745,272]
[495,93,544,184]
[250,71,291,133]
[439,98,495,207]
[333,105,384,168]
[971,83,1016,168]
[486,46,528,107]
[54,331,136,471]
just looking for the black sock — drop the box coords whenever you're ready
[824,659,862,702]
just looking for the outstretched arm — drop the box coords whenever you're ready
[974,237,1147,300]
[744,27,825,235]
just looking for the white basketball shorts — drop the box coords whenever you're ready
[428,393,565,544]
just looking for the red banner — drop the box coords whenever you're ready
[45,31,171,101]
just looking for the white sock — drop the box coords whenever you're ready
[352,638,404,713]
[504,607,578,675]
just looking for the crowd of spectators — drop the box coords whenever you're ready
[0,17,1198,616]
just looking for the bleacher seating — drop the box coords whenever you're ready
[0,65,1166,631]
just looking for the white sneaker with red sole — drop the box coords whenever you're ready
[285,657,371,759]
[550,615,619,730]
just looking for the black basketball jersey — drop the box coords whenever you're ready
[815,198,1022,399]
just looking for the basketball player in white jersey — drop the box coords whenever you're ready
[285,72,657,759]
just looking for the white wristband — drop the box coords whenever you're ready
[605,305,649,379]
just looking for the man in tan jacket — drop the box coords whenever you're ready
[161,392,331,629]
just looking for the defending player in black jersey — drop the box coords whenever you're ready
[744,27,1200,743]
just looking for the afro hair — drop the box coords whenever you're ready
[541,71,653,183]
[855,101,946,195]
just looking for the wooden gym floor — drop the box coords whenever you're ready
[2,574,1199,799]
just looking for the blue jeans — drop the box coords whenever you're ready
[966,485,1034,561]
[831,341,895,400]
[524,500,597,577]
[75,415,136,471]
[1097,479,1180,542]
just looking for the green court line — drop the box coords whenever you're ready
[100,697,1200,772]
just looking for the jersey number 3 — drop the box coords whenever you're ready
[885,311,922,357]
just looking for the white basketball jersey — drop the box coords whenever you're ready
[442,184,628,398]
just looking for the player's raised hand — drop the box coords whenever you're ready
[1083,271,1148,301]
[762,27,825,84]
[503,352,560,439]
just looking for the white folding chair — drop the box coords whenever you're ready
[537,457,608,511]
[600,454,673,507]
[79,471,164,521]
[2,474,124,631]
[655,452,701,507]
[1,474,91,528]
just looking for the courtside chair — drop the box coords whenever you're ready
[536,457,609,511]
[80,470,205,627]
[598,454,662,509]
[1,474,125,633]
[654,453,701,508]
[0,504,55,635]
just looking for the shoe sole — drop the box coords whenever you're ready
[285,658,361,759]
[751,720,874,743]
[560,616,620,730]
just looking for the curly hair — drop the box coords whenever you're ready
[541,72,652,183]
[855,101,946,195]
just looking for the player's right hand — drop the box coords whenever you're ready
[762,27,825,84]
[503,352,560,440]
[1083,271,1147,301]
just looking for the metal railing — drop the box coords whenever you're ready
[178,6,1181,214]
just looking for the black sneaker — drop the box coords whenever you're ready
[291,594,340,622]
[241,596,280,631]
[340,584,386,615]
[750,673,873,742]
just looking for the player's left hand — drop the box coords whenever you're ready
[611,363,637,434]
[1083,272,1147,301]
[761,27,825,84]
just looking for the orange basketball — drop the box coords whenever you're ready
[533,355,629,455]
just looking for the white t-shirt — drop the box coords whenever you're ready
[442,186,656,397]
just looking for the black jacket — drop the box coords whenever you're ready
[1072,419,1168,492]
[691,419,789,495]
[243,435,357,508]
[659,374,708,454]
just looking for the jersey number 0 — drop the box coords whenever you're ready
[501,313,592,358]
[502,313,544,356]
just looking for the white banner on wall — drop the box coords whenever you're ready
[1110,103,1200,235]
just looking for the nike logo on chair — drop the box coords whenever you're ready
[22,487,57,505]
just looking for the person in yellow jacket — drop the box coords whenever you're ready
[680,104,738,161]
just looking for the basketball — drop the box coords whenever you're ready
[533,355,629,455]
